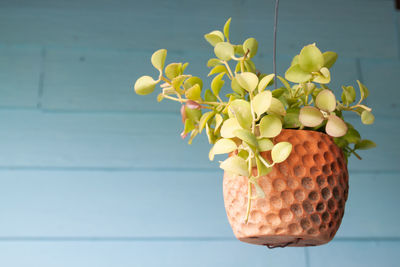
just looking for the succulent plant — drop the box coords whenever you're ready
[134,18,376,222]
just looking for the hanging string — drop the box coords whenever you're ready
[273,0,280,89]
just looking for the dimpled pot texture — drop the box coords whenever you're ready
[223,129,349,247]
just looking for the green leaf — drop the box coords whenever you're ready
[171,75,189,93]
[343,127,361,144]
[207,58,221,68]
[211,72,225,96]
[220,156,249,177]
[234,45,244,56]
[285,64,312,83]
[355,140,376,150]
[231,77,246,95]
[299,44,324,72]
[341,86,356,105]
[204,89,218,102]
[199,111,215,133]
[252,90,272,118]
[277,76,291,90]
[209,138,237,161]
[243,38,258,58]
[267,97,286,116]
[255,156,272,177]
[205,123,216,144]
[361,110,375,125]
[250,177,266,198]
[185,106,202,123]
[291,55,299,66]
[236,72,259,92]
[184,77,203,90]
[134,76,158,95]
[207,65,227,77]
[315,89,336,112]
[214,113,224,133]
[326,114,348,137]
[185,84,202,101]
[228,99,252,130]
[244,59,256,73]
[165,63,182,80]
[183,118,195,134]
[259,114,282,138]
[271,142,292,163]
[233,129,258,148]
[214,42,234,61]
[313,67,331,84]
[220,118,242,138]
[299,106,324,127]
[284,108,301,128]
[258,138,274,152]
[223,17,232,41]
[258,74,275,92]
[357,80,370,100]
[323,51,338,69]
[271,88,286,98]
[204,30,224,46]
[151,49,167,71]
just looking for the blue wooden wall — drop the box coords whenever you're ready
[0,0,399,266]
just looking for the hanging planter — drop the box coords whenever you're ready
[133,17,376,247]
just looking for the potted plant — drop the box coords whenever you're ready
[133,18,376,247]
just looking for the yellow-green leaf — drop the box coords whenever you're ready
[208,65,227,77]
[165,63,182,80]
[299,44,324,72]
[184,77,203,90]
[236,72,258,92]
[323,51,338,69]
[185,84,202,101]
[258,138,274,152]
[271,142,292,163]
[223,17,232,41]
[326,114,348,137]
[243,37,258,58]
[233,129,258,148]
[299,106,324,127]
[204,30,224,46]
[228,99,252,129]
[199,111,215,133]
[258,74,275,92]
[209,138,237,161]
[267,97,286,116]
[220,156,249,177]
[211,72,225,96]
[214,113,223,134]
[259,114,282,138]
[285,64,312,83]
[151,49,167,71]
[252,90,272,118]
[220,118,242,138]
[214,42,234,61]
[315,89,336,112]
[361,110,375,125]
[134,76,158,95]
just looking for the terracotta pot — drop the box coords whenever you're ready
[223,129,349,247]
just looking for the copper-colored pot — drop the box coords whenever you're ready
[223,129,349,247]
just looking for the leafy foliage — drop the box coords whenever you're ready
[134,18,376,222]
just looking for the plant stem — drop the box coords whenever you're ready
[162,95,225,107]
[244,180,252,223]
[222,61,234,79]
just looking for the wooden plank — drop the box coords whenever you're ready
[0,170,398,238]
[0,0,396,58]
[0,45,41,108]
[0,110,396,171]
[41,48,357,112]
[309,240,400,267]
[360,58,400,117]
[0,241,306,267]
